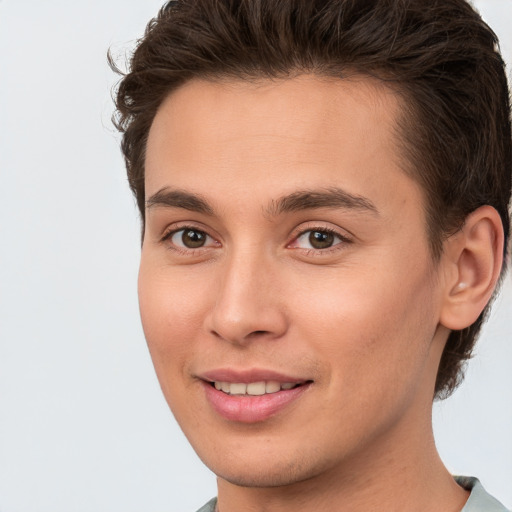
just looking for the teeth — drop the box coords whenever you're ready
[213,380,299,395]
[246,382,266,395]
[229,383,247,395]
[265,381,281,393]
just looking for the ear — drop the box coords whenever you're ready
[439,206,504,331]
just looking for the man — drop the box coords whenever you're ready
[111,0,511,510]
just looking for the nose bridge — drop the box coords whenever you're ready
[208,243,287,344]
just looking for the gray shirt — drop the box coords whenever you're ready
[195,477,510,512]
[457,477,510,512]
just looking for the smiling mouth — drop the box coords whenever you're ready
[203,377,313,422]
[211,381,307,396]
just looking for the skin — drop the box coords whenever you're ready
[140,76,473,512]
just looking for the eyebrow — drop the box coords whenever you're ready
[146,188,214,215]
[266,187,379,217]
[145,186,379,217]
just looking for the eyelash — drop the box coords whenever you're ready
[160,224,352,256]
[160,225,219,255]
[289,226,352,255]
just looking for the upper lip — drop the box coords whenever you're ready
[199,368,309,384]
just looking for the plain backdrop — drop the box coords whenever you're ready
[0,1,510,511]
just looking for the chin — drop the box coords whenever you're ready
[205,451,328,489]
[218,468,309,489]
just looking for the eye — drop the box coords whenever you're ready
[166,228,216,249]
[291,228,348,251]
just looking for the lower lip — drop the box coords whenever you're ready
[202,382,310,423]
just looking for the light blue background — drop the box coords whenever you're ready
[0,1,510,510]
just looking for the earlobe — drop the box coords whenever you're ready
[440,206,504,331]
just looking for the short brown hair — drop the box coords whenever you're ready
[111,0,512,399]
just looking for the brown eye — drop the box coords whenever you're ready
[182,229,206,248]
[169,228,212,249]
[290,228,348,252]
[308,230,335,249]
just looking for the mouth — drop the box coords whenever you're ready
[210,380,306,396]
[200,372,313,422]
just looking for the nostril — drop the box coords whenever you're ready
[210,329,268,340]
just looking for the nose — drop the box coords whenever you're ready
[205,249,288,346]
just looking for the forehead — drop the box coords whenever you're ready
[147,75,402,170]
[153,74,399,130]
[145,75,421,221]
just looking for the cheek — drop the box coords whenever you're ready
[137,261,211,375]
[292,259,437,388]
[137,261,220,429]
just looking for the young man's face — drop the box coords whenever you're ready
[140,76,450,488]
